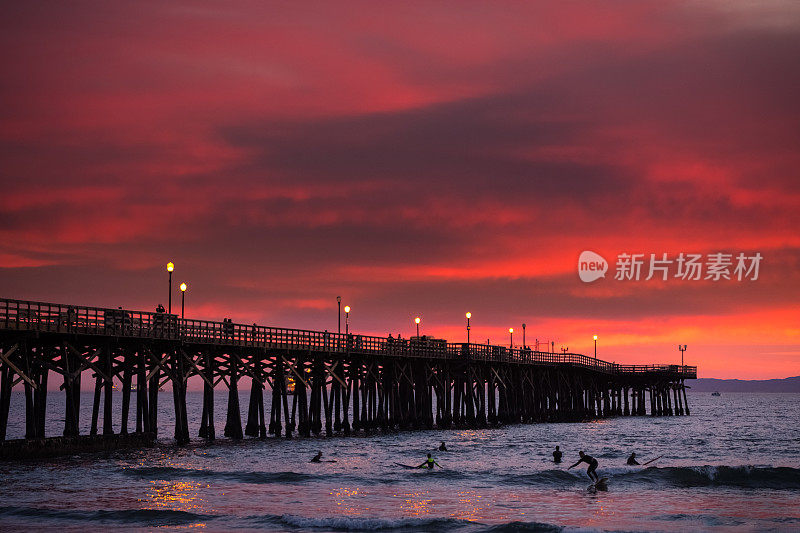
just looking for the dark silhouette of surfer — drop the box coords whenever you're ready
[553,446,563,463]
[627,452,640,465]
[417,453,442,469]
[568,451,599,482]
[439,441,447,451]
[310,451,336,463]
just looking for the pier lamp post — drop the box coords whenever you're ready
[344,306,350,335]
[465,312,471,344]
[522,323,526,349]
[415,317,420,337]
[509,328,514,348]
[166,262,174,314]
[678,344,687,367]
[180,282,187,319]
[337,296,341,334]
[593,335,598,360]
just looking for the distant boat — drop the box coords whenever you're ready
[711,391,721,396]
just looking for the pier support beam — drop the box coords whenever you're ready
[224,353,243,440]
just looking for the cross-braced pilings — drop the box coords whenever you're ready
[0,298,696,448]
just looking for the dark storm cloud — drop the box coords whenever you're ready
[220,90,633,202]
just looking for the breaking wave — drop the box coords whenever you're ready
[617,465,800,489]
[517,465,800,489]
[122,464,800,490]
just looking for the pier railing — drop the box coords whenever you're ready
[0,298,696,378]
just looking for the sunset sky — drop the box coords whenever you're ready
[1,1,798,379]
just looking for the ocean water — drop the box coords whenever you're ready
[1,391,799,532]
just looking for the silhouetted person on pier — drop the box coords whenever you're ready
[156,304,165,313]
[439,441,447,451]
[627,452,640,465]
[553,446,562,463]
[568,451,599,482]
[418,453,442,469]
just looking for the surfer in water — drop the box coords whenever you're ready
[417,453,442,469]
[553,446,563,463]
[568,451,600,482]
[439,441,447,451]
[627,452,640,465]
[310,451,336,463]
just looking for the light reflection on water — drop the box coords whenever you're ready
[397,490,433,517]
[450,490,485,522]
[329,487,366,515]
[143,480,208,513]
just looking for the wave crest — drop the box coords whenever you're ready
[625,466,800,489]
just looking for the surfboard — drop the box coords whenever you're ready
[394,462,420,469]
[642,455,663,466]
[588,477,608,491]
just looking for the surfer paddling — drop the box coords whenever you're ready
[626,452,662,466]
[439,441,447,451]
[417,453,442,469]
[310,451,336,463]
[568,451,600,482]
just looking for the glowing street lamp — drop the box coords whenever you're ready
[509,328,514,348]
[166,262,174,314]
[415,316,420,337]
[593,335,598,360]
[465,312,471,344]
[180,282,187,319]
[337,296,342,334]
[344,305,350,335]
[678,344,687,367]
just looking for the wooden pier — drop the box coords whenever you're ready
[0,298,695,450]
